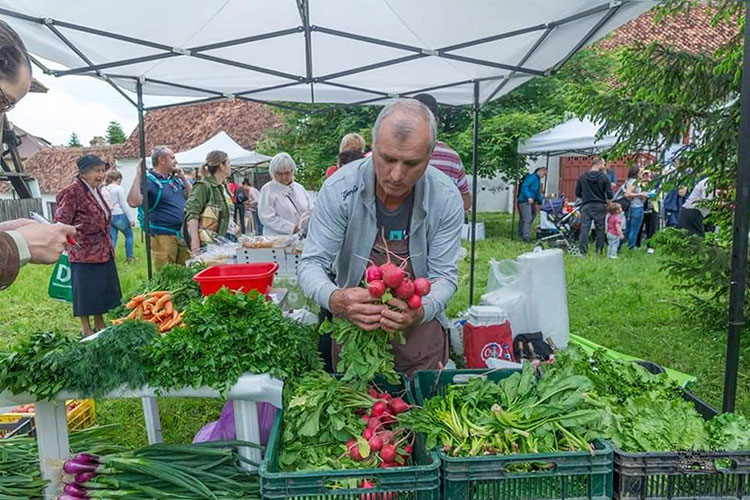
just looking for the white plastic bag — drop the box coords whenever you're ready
[480,288,534,337]
[516,248,569,348]
[448,319,465,357]
[485,259,522,293]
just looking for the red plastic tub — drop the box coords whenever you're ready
[193,262,279,296]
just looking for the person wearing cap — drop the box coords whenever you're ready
[412,93,472,211]
[0,20,76,291]
[55,155,122,336]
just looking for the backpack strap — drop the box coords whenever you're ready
[138,172,182,236]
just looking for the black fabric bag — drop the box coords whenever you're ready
[512,332,554,361]
[235,187,248,204]
[613,183,630,212]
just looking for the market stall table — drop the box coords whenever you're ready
[0,373,283,499]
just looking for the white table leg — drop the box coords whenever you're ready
[36,400,69,500]
[233,399,261,471]
[141,397,163,444]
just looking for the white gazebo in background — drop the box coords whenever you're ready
[517,116,620,196]
[173,131,271,171]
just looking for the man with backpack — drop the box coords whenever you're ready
[228,178,248,234]
[127,146,192,269]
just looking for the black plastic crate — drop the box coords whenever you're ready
[636,361,717,419]
[614,361,749,500]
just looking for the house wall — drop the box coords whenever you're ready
[464,156,560,214]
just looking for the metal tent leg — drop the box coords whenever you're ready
[722,0,750,412]
[137,80,153,280]
[469,81,480,307]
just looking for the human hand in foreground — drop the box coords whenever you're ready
[0,218,35,231]
[380,297,424,333]
[329,287,387,331]
[16,222,76,264]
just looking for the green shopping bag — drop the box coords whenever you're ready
[48,251,73,303]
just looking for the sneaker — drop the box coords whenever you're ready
[609,255,618,259]
[647,248,655,254]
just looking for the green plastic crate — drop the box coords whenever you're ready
[411,369,614,500]
[260,375,440,500]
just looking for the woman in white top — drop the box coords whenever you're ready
[258,153,313,236]
[679,178,713,238]
[104,169,134,262]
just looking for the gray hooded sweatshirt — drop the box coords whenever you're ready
[297,156,464,326]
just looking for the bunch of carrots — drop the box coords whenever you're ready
[111,291,184,333]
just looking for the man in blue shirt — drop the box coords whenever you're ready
[517,167,547,243]
[127,146,192,269]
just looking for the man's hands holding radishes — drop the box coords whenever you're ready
[329,288,424,332]
[379,296,424,333]
[329,262,432,333]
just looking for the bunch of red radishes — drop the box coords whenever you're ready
[365,262,431,310]
[346,387,414,469]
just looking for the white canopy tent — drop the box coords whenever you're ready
[0,1,655,106]
[518,116,619,155]
[0,0,656,297]
[3,0,750,435]
[173,131,271,169]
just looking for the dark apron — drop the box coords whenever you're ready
[332,230,448,377]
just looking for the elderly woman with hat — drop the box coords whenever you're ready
[55,154,122,336]
[258,152,314,237]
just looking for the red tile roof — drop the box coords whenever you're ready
[4,99,280,194]
[119,99,282,157]
[4,145,125,194]
[597,6,738,54]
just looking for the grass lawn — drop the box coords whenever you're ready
[1,216,748,447]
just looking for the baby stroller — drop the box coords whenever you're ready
[535,195,582,255]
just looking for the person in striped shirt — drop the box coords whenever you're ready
[413,93,472,211]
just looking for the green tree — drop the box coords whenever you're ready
[67,132,82,147]
[569,1,742,243]
[255,106,379,189]
[569,1,745,326]
[256,47,614,188]
[106,121,127,144]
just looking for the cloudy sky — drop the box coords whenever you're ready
[8,67,139,146]
[6,60,187,147]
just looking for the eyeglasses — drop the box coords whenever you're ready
[0,86,16,113]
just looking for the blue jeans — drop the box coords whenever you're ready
[110,214,134,259]
[253,210,263,235]
[627,206,644,249]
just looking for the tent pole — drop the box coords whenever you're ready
[137,80,153,280]
[469,81,479,307]
[723,0,750,413]
[511,181,517,240]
